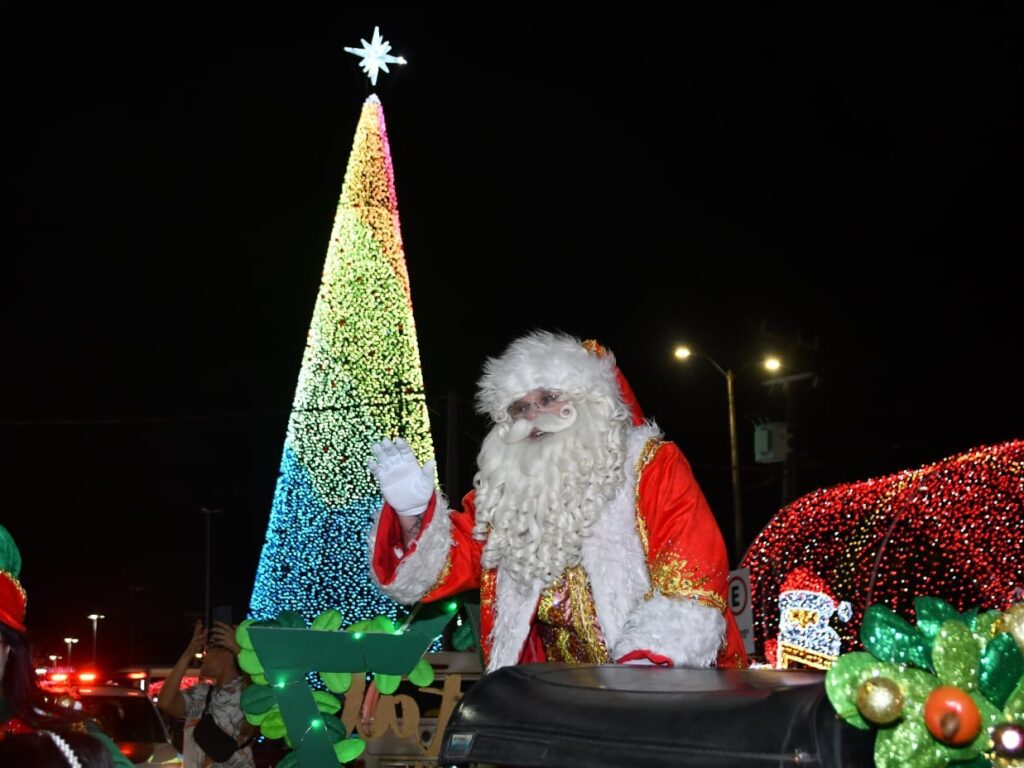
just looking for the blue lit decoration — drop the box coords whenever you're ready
[765,567,852,669]
[249,94,435,629]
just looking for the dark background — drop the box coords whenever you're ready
[4,4,1022,668]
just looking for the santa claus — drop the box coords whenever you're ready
[369,331,747,671]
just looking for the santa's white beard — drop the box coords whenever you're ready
[472,398,629,590]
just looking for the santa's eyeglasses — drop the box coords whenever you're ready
[506,389,565,421]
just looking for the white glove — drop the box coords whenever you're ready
[368,438,436,517]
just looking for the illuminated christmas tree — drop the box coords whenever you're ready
[249,93,435,627]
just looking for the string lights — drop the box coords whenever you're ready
[744,441,1024,662]
[249,94,435,629]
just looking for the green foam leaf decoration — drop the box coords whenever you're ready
[914,597,963,642]
[408,658,435,688]
[260,708,287,740]
[334,737,366,764]
[312,609,343,632]
[1004,676,1024,720]
[932,620,979,690]
[245,709,269,726]
[323,716,347,744]
[874,717,962,768]
[891,667,938,717]
[368,615,397,634]
[969,610,1002,646]
[241,684,277,715]
[312,690,342,715]
[236,620,255,651]
[238,648,265,676]
[978,632,1024,708]
[321,671,352,694]
[862,605,931,670]
[374,673,401,695]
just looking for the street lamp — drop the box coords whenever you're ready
[48,654,60,669]
[64,637,79,667]
[673,345,781,561]
[87,613,105,665]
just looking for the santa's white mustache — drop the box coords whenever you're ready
[499,404,578,444]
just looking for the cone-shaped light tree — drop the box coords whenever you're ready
[249,94,435,627]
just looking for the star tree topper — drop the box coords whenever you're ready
[344,26,407,86]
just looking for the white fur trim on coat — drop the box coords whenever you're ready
[612,594,726,668]
[368,492,452,605]
[476,331,622,423]
[580,423,661,653]
[487,571,544,672]
[486,423,662,671]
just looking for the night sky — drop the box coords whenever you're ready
[5,5,1022,668]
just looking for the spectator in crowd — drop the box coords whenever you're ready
[157,620,254,768]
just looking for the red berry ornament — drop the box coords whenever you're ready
[923,686,981,746]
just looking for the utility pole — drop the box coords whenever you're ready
[200,507,223,632]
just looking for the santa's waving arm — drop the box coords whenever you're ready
[367,438,483,605]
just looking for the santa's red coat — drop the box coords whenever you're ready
[372,424,747,671]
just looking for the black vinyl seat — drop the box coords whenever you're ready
[439,663,875,767]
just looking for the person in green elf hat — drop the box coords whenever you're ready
[0,523,132,767]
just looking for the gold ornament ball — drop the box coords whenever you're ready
[998,603,1024,656]
[855,676,904,725]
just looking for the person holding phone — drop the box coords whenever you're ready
[157,620,255,768]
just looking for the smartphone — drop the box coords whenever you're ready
[212,604,233,625]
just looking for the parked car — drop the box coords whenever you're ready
[74,685,183,766]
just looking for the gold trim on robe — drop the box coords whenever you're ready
[536,566,612,664]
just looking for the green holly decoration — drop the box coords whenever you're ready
[238,609,366,761]
[826,597,1024,768]
[861,605,932,670]
[238,603,460,766]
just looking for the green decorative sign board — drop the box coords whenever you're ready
[241,602,459,767]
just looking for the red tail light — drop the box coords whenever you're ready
[78,672,98,683]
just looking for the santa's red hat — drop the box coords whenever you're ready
[475,331,645,426]
[781,567,835,600]
[0,524,27,633]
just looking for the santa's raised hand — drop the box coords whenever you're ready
[368,438,436,517]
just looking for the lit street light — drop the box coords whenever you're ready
[674,345,781,561]
[63,637,79,667]
[87,613,105,665]
[48,654,61,669]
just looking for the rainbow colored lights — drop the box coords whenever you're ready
[249,95,435,628]
[743,441,1024,663]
